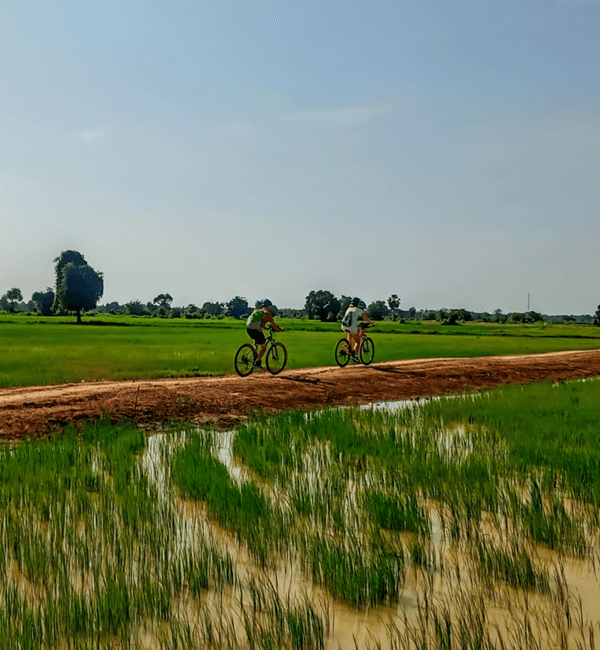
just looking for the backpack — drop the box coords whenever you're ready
[341,309,353,327]
[247,309,264,328]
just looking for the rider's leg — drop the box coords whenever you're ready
[356,328,364,349]
[248,327,266,364]
[256,342,267,362]
[344,329,353,353]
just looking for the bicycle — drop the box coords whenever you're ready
[335,323,375,367]
[234,326,288,377]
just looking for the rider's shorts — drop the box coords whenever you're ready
[247,327,266,345]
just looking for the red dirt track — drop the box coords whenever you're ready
[2,350,600,439]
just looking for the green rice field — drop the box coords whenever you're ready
[1,313,600,387]
[1,378,599,648]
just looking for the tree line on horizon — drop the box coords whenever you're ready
[2,250,600,325]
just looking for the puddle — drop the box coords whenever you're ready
[142,400,600,650]
[4,387,599,648]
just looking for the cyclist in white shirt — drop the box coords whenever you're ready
[341,297,374,362]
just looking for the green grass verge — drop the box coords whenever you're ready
[1,313,600,387]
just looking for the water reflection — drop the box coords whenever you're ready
[139,395,600,650]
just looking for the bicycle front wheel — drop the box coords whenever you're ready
[234,343,256,377]
[359,336,375,365]
[335,338,351,367]
[266,342,287,375]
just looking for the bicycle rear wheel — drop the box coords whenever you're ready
[234,343,256,377]
[335,338,351,367]
[359,336,375,365]
[266,342,287,375]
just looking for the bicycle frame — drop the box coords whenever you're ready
[252,326,276,352]
[235,325,287,376]
[336,322,374,367]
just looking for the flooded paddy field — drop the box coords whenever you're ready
[1,378,600,648]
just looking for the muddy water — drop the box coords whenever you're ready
[144,431,421,649]
[142,411,600,650]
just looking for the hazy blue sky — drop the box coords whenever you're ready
[1,0,599,314]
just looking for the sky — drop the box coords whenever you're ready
[1,0,599,315]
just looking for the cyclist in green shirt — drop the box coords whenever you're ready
[246,299,284,368]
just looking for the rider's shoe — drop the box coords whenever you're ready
[253,360,262,369]
[351,353,360,363]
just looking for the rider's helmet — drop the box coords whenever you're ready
[262,299,273,308]
[351,297,360,306]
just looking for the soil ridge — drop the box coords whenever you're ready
[2,349,600,439]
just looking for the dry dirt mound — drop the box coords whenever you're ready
[2,350,600,439]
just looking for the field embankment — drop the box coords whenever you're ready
[2,349,600,438]
[3,314,600,388]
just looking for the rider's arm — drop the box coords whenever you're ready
[261,312,284,332]
[361,311,374,326]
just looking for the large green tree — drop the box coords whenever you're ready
[53,251,104,323]
[524,311,543,324]
[305,290,340,322]
[153,294,173,309]
[202,301,224,316]
[387,294,401,321]
[32,288,55,316]
[227,296,249,318]
[1,288,23,312]
[53,251,85,315]
[594,305,600,327]
[437,308,471,325]
[152,294,173,317]
[367,300,390,321]
[125,300,147,316]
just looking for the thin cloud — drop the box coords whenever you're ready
[278,103,395,128]
[76,129,108,142]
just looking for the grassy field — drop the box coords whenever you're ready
[0,379,599,648]
[2,313,600,387]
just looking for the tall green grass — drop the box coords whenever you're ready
[226,379,600,608]
[0,415,331,648]
[2,378,600,647]
[0,419,259,648]
[172,432,289,564]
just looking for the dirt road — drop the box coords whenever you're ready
[2,349,600,439]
